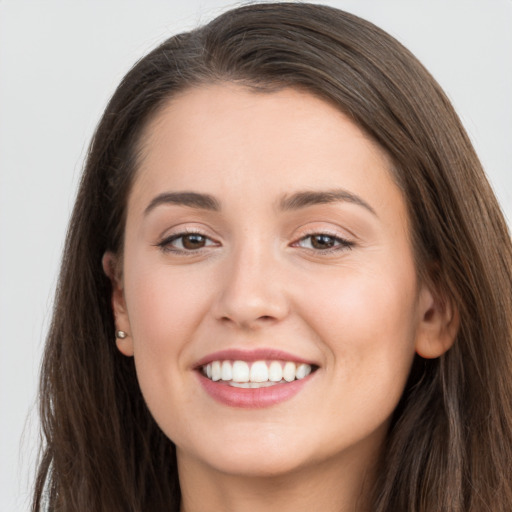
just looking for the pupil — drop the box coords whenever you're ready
[312,235,334,249]
[183,234,205,249]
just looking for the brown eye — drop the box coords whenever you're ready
[158,232,217,253]
[181,234,207,250]
[295,233,354,252]
[310,234,337,249]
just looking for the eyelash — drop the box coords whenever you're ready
[156,230,354,255]
[156,230,217,255]
[293,231,354,252]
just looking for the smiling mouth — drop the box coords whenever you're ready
[201,360,317,388]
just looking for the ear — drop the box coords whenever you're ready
[102,251,134,357]
[414,282,459,359]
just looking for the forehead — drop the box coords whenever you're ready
[140,84,382,158]
[128,83,406,227]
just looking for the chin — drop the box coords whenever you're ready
[177,426,315,478]
[206,449,312,479]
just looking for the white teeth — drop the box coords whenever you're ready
[268,361,283,382]
[283,361,296,382]
[202,360,314,384]
[296,363,311,380]
[221,361,232,381]
[211,361,221,381]
[229,381,278,388]
[232,361,250,382]
[250,361,269,382]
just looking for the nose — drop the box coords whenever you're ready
[211,242,290,330]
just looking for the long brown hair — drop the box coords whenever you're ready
[33,3,512,511]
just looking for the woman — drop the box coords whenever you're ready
[33,3,512,511]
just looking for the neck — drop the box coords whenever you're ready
[178,445,380,512]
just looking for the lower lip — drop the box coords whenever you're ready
[197,372,315,408]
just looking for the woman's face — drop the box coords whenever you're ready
[108,84,446,479]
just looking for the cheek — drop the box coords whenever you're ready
[304,262,419,393]
[121,255,212,411]
[121,264,214,444]
[124,258,209,351]
[298,267,419,450]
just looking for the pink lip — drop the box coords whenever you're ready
[196,371,316,408]
[193,348,316,368]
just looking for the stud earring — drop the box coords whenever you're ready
[116,330,128,339]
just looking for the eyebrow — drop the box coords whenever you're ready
[278,189,377,216]
[143,188,376,217]
[144,191,220,215]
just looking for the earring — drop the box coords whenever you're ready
[116,330,128,339]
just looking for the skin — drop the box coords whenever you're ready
[104,84,456,512]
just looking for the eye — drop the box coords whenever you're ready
[295,233,354,251]
[158,232,218,253]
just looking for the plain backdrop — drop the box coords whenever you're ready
[1,1,511,510]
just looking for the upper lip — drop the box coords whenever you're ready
[193,348,318,369]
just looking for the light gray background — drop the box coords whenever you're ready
[1,1,511,510]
